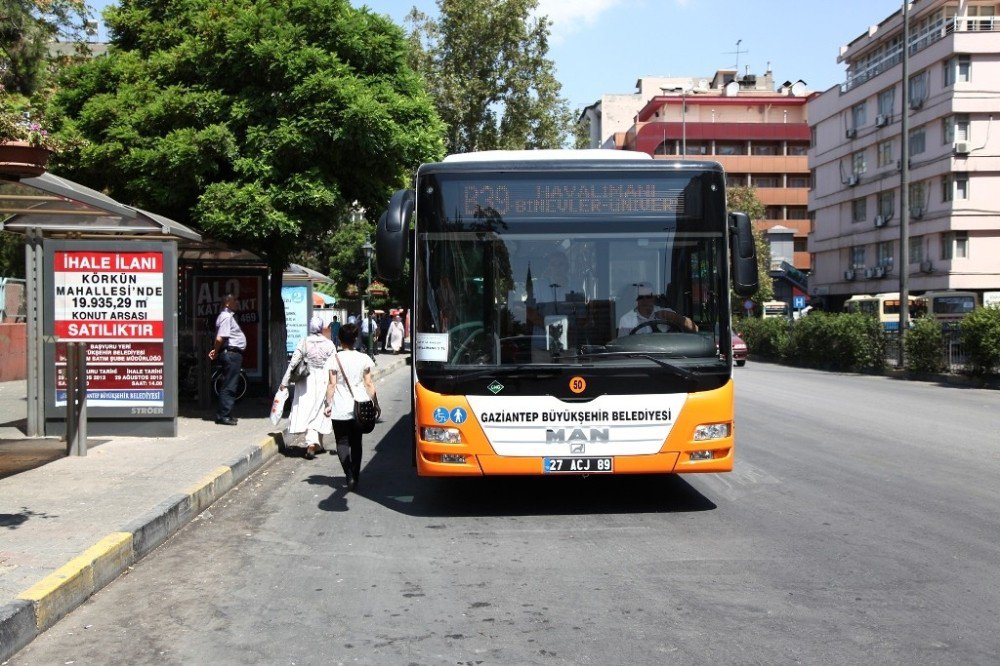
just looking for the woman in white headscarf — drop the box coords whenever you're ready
[386,315,405,353]
[280,315,337,459]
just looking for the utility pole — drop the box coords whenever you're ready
[899,1,911,365]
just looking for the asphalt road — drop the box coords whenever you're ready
[11,362,1000,665]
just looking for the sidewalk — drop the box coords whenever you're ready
[0,352,409,661]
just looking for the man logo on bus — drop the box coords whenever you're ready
[546,428,610,444]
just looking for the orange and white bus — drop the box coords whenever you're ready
[376,151,758,476]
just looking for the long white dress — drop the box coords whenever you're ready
[386,320,405,352]
[281,334,336,438]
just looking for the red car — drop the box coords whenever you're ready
[732,333,748,367]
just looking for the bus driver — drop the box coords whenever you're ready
[617,283,697,336]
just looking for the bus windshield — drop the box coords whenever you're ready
[413,166,728,379]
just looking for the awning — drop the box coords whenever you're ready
[312,291,336,306]
[0,172,201,242]
[285,262,335,285]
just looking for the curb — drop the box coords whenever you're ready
[0,436,280,662]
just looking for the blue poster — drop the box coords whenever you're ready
[281,285,310,354]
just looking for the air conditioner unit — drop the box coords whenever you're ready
[844,270,856,281]
[864,267,875,279]
[848,175,860,187]
[874,215,887,228]
[911,207,924,219]
[875,114,890,127]
[954,142,970,155]
[873,265,886,278]
[920,260,934,273]
[846,128,857,139]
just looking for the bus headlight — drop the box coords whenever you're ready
[693,423,731,441]
[422,427,462,443]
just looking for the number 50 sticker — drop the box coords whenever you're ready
[569,376,587,394]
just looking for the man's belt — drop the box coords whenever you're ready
[224,346,244,353]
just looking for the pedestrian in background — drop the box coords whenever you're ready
[208,293,246,426]
[279,315,336,459]
[386,315,404,353]
[323,322,379,492]
[378,312,390,354]
[329,315,341,342]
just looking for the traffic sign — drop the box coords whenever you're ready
[793,296,806,309]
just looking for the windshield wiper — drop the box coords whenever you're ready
[436,364,557,382]
[572,351,699,381]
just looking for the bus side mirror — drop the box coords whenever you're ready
[729,211,759,297]
[376,189,414,281]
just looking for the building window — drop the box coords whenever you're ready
[787,142,810,156]
[943,114,971,144]
[878,87,895,117]
[852,150,866,175]
[955,173,969,199]
[942,231,968,260]
[684,142,709,155]
[942,175,953,202]
[788,175,810,188]
[765,206,783,220]
[944,56,956,87]
[751,174,780,188]
[878,191,895,219]
[851,246,866,269]
[654,141,677,155]
[966,5,995,31]
[787,206,809,220]
[877,140,894,167]
[715,141,746,155]
[751,142,781,156]
[726,174,746,188]
[909,126,926,155]
[878,241,894,269]
[851,102,867,129]
[909,236,925,264]
[958,54,972,82]
[852,197,867,223]
[910,181,928,217]
[909,70,929,107]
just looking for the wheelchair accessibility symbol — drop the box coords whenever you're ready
[433,407,450,424]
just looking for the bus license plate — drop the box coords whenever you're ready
[543,457,613,474]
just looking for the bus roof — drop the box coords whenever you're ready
[442,149,652,163]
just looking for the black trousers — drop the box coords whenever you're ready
[332,418,363,481]
[216,349,243,419]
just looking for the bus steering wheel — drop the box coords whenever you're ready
[629,319,681,335]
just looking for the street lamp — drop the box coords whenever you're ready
[661,85,696,155]
[362,236,375,354]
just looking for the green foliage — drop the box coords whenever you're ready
[734,316,789,360]
[46,0,445,277]
[405,0,572,154]
[784,311,885,372]
[904,317,945,373]
[959,305,1000,376]
[726,185,773,308]
[1,0,92,95]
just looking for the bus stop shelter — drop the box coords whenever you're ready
[1,172,202,437]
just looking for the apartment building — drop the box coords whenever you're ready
[809,0,1000,309]
[617,68,813,279]
[579,76,697,150]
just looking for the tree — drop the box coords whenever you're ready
[1,0,92,95]
[726,185,774,310]
[47,0,445,386]
[404,0,573,154]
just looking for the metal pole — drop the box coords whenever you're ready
[681,90,687,156]
[25,229,44,436]
[65,341,87,456]
[899,0,911,365]
[367,250,374,355]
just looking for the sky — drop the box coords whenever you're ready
[85,0,907,109]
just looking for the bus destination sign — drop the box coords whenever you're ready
[454,178,690,219]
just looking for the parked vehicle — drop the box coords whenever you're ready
[762,300,789,319]
[921,290,977,327]
[844,292,926,331]
[733,333,748,367]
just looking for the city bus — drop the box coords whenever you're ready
[762,300,789,318]
[921,290,977,327]
[376,150,758,476]
[844,292,927,330]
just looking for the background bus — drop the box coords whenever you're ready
[921,291,977,327]
[844,292,926,330]
[762,300,789,318]
[376,150,758,477]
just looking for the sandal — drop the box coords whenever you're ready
[304,445,317,460]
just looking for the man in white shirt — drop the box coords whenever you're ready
[617,284,697,337]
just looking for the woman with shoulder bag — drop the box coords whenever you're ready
[323,322,380,492]
[279,316,336,459]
